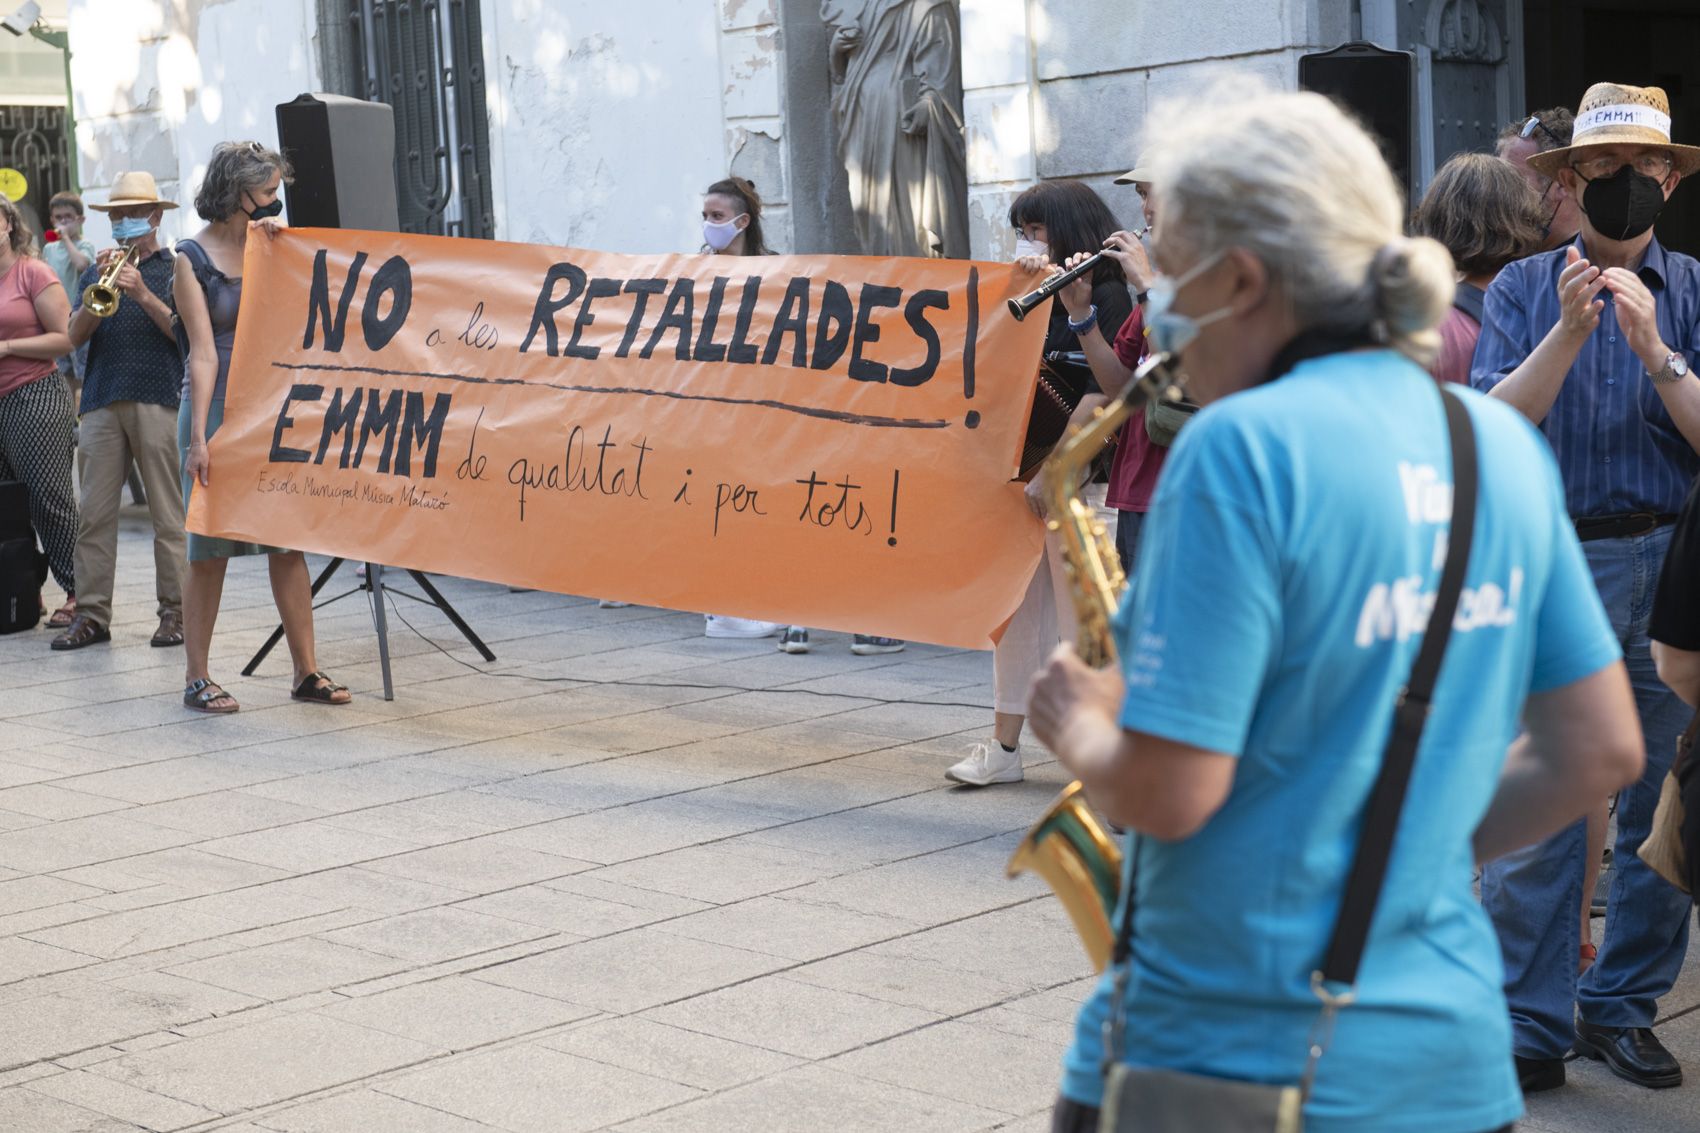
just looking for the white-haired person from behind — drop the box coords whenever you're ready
[1027,83,1642,1133]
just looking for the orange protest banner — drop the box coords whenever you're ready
[187,229,1050,649]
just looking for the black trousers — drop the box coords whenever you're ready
[1050,1096,1515,1133]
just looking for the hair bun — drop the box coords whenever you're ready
[1368,235,1453,363]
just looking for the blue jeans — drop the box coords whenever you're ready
[1480,526,1693,1059]
[1115,509,1145,576]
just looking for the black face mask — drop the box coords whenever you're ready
[245,196,283,221]
[1579,165,1666,241]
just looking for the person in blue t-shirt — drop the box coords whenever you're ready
[1026,87,1643,1133]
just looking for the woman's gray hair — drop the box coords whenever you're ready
[0,193,37,257]
[194,140,293,222]
[1146,84,1454,367]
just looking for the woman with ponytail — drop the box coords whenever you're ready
[1027,85,1639,1132]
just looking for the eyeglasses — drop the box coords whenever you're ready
[1572,151,1676,182]
[1519,115,1568,151]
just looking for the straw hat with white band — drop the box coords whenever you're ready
[89,171,178,212]
[1527,83,1700,179]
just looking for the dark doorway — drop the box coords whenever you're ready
[0,105,72,240]
[1523,0,1700,255]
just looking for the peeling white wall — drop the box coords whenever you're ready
[68,0,320,247]
[65,0,1343,260]
[483,1,727,252]
[66,0,788,256]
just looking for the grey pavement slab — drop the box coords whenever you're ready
[539,1017,801,1093]
[85,1013,441,1111]
[1,519,1695,1132]
[642,973,946,1059]
[607,1062,1012,1132]
[377,1043,700,1133]
[315,974,598,1050]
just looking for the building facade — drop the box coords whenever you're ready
[59,0,1700,256]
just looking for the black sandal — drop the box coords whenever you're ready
[291,671,351,705]
[184,678,239,714]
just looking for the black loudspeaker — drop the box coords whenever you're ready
[274,93,399,232]
[1299,42,1415,203]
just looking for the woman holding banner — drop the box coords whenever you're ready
[694,176,787,639]
[174,141,351,713]
[945,180,1131,787]
[690,176,908,655]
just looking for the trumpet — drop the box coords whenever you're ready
[82,241,140,319]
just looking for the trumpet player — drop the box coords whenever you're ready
[52,172,185,651]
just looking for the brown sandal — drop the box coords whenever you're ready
[184,678,239,714]
[46,594,76,629]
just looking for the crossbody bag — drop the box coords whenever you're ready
[1098,385,1480,1133]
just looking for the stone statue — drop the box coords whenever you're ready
[823,0,969,259]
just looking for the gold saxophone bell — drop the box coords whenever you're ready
[1007,781,1123,972]
[82,241,139,319]
[1005,353,1189,973]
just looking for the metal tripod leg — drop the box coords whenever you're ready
[408,570,496,662]
[368,563,395,701]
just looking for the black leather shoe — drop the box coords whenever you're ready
[1574,1020,1682,1088]
[1515,1055,1565,1093]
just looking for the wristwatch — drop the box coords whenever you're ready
[1651,350,1690,385]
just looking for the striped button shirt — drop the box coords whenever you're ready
[1471,235,1700,518]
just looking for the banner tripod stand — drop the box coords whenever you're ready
[241,559,496,701]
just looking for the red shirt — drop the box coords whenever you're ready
[1105,305,1167,512]
[1432,307,1480,385]
[0,256,60,398]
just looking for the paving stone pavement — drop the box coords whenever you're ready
[0,510,1694,1132]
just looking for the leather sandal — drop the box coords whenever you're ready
[46,594,76,629]
[184,678,238,714]
[50,614,110,651]
[291,671,351,705]
[151,610,184,647]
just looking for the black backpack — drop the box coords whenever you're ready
[0,480,47,634]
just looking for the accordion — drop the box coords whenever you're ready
[1018,352,1109,481]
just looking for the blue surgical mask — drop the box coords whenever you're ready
[1144,249,1232,356]
[111,217,153,242]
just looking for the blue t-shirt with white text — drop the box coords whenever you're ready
[1059,350,1620,1133]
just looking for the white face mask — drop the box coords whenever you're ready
[1145,249,1233,356]
[1012,236,1048,262]
[702,214,748,252]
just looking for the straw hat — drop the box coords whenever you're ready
[89,171,177,212]
[1528,83,1700,178]
[1114,152,1156,186]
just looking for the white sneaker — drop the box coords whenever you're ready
[598,599,631,609]
[777,626,811,653]
[705,615,785,639]
[945,741,1023,786]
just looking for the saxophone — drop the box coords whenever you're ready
[1005,352,1188,972]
